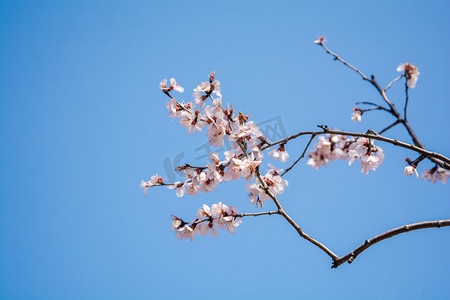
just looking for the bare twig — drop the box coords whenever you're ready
[384,74,404,91]
[281,134,316,177]
[361,106,391,114]
[318,42,370,81]
[332,219,450,268]
[356,101,386,108]
[404,81,410,121]
[379,120,401,135]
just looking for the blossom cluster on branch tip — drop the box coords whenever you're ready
[307,135,384,175]
[268,144,289,162]
[403,161,450,183]
[403,165,419,178]
[420,166,449,184]
[159,78,184,93]
[140,174,164,196]
[351,107,362,123]
[397,63,420,88]
[246,164,288,207]
[314,35,326,45]
[171,203,242,241]
[140,71,292,202]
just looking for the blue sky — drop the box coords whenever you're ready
[0,1,449,299]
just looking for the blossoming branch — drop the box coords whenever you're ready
[141,37,450,268]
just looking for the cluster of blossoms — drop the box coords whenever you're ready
[170,203,242,241]
[307,135,384,175]
[404,164,450,184]
[143,72,291,203]
[139,174,164,196]
[246,165,288,207]
[143,58,447,243]
[397,63,420,88]
[141,72,294,240]
[422,166,450,184]
[314,35,326,44]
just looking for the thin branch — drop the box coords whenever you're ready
[384,74,404,91]
[332,219,450,268]
[318,42,370,81]
[409,154,427,167]
[356,101,381,107]
[404,81,410,121]
[356,102,392,114]
[281,134,316,177]
[261,131,317,150]
[378,120,401,135]
[235,211,281,218]
[189,210,281,226]
[361,106,391,114]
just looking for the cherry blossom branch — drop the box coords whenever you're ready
[189,210,281,226]
[235,211,280,218]
[317,41,430,157]
[266,127,450,169]
[153,69,449,267]
[236,140,339,261]
[319,127,450,169]
[281,134,317,177]
[331,219,450,268]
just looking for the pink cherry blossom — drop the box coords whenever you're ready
[194,82,211,93]
[175,224,195,241]
[140,174,164,195]
[422,167,438,184]
[180,109,207,134]
[159,79,168,91]
[166,98,187,120]
[207,122,227,147]
[160,78,184,93]
[167,182,185,197]
[436,167,450,184]
[397,63,420,88]
[268,144,289,162]
[169,78,184,92]
[241,154,262,181]
[404,166,418,178]
[314,35,326,44]
[223,158,244,182]
[351,107,362,122]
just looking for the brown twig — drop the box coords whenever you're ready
[188,210,281,226]
[332,219,450,268]
[281,134,316,177]
[384,74,404,91]
[318,42,370,82]
[379,120,401,135]
[404,81,410,121]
